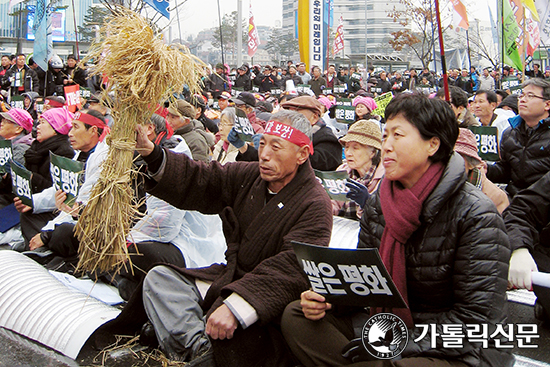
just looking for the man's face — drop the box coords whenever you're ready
[380,72,387,80]
[67,58,77,68]
[472,93,496,123]
[410,70,416,77]
[534,65,540,72]
[483,69,489,77]
[328,66,335,75]
[1,57,10,68]
[216,67,224,74]
[518,84,550,121]
[16,56,25,69]
[218,98,229,110]
[289,67,296,75]
[313,68,321,78]
[238,69,245,75]
[461,70,468,77]
[258,134,305,193]
[297,64,305,73]
[264,68,271,75]
[166,112,187,130]
[69,120,98,152]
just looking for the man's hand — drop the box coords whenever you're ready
[135,124,155,157]
[300,290,332,321]
[29,233,44,251]
[54,190,80,215]
[13,197,32,213]
[205,304,239,340]
[509,248,538,290]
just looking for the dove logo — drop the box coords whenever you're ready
[361,313,408,359]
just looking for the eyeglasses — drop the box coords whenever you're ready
[519,92,548,101]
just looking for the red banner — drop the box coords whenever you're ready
[64,84,80,113]
[333,16,344,55]
[248,4,260,58]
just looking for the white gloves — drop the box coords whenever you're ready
[508,248,538,290]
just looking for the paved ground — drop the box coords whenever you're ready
[0,300,549,366]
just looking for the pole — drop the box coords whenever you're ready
[466,29,472,71]
[71,0,80,58]
[364,0,368,70]
[501,0,505,80]
[326,0,331,72]
[522,11,526,82]
[434,0,449,101]
[237,0,242,67]
[217,0,225,65]
[430,0,437,88]
[17,3,22,54]
[176,0,182,43]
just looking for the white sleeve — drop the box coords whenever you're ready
[31,186,57,214]
[223,292,259,329]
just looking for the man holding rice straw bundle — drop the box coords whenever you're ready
[112,109,332,366]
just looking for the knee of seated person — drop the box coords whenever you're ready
[143,265,172,291]
[281,300,304,333]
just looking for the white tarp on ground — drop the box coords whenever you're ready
[0,251,121,359]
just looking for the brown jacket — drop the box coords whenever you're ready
[110,150,333,367]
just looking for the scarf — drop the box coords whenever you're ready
[24,134,71,166]
[372,161,444,328]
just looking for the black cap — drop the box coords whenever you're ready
[230,92,256,107]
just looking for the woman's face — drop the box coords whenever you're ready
[219,115,233,142]
[36,118,57,142]
[345,141,375,176]
[355,104,370,118]
[382,114,439,189]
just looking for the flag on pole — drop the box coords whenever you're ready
[333,16,344,55]
[522,0,540,21]
[8,0,24,8]
[451,0,469,30]
[248,4,260,58]
[144,0,170,20]
[526,17,541,56]
[536,0,550,45]
[33,0,52,72]
[503,0,524,71]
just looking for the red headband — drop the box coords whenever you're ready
[74,111,107,129]
[263,120,314,154]
[44,99,64,107]
[74,111,110,142]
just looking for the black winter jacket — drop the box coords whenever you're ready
[310,122,342,171]
[503,169,550,257]
[487,115,550,197]
[359,153,512,367]
[234,73,252,91]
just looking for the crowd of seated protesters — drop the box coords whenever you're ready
[4,59,550,367]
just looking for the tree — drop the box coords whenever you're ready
[387,0,451,68]
[211,11,247,58]
[265,28,299,64]
[78,6,110,42]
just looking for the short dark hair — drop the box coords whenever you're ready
[435,86,468,108]
[475,90,498,104]
[67,54,77,61]
[385,92,459,164]
[16,53,25,59]
[494,89,508,101]
[522,78,550,100]
[80,108,106,137]
[1,55,9,60]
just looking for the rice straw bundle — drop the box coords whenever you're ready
[75,7,205,273]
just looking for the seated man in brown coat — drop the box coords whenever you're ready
[125,109,332,366]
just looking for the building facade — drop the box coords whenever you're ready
[282,0,407,60]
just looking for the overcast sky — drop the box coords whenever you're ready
[170,0,283,38]
[166,0,491,39]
